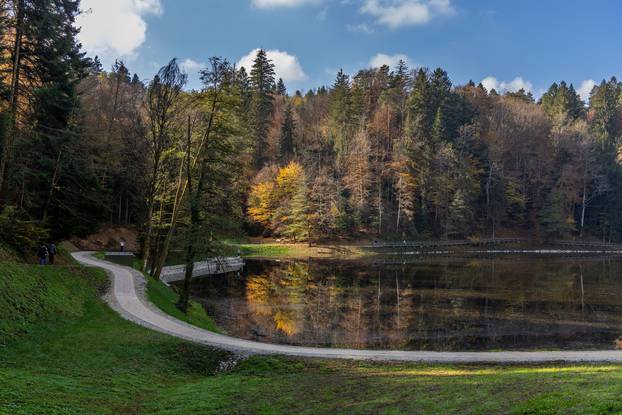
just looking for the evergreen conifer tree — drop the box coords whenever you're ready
[249,49,276,168]
[279,102,296,163]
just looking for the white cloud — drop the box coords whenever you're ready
[369,53,414,69]
[503,77,532,93]
[237,49,308,83]
[481,76,533,94]
[252,0,320,8]
[577,79,596,102]
[347,23,375,34]
[76,0,162,62]
[179,59,206,90]
[179,58,205,73]
[480,76,498,92]
[360,0,455,29]
[133,0,163,14]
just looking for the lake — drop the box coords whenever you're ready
[181,255,622,351]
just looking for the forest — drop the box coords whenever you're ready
[2,0,622,275]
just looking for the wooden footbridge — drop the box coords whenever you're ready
[160,257,245,284]
[103,252,245,284]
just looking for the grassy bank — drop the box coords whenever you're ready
[3,261,622,414]
[95,251,220,333]
[228,242,369,260]
[146,277,220,333]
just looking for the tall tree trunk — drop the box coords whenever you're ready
[141,157,159,272]
[580,158,588,238]
[153,93,219,280]
[118,191,122,224]
[396,177,401,233]
[377,173,382,235]
[42,150,63,222]
[125,194,129,225]
[179,117,208,313]
[152,157,186,279]
[0,0,24,201]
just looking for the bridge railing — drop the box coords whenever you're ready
[361,238,525,249]
[160,257,245,283]
[361,238,622,250]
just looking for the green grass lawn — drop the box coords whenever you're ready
[2,261,622,414]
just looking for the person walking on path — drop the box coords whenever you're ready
[120,239,125,252]
[48,243,57,265]
[38,244,48,265]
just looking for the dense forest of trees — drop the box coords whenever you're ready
[245,62,622,244]
[2,0,622,278]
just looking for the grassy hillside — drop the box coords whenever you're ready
[0,262,232,415]
[2,261,622,414]
[0,262,105,343]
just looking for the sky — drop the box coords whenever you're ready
[75,0,622,100]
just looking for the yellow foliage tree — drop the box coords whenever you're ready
[275,162,304,198]
[248,162,309,240]
[248,181,276,228]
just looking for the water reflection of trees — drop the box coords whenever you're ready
[192,258,622,351]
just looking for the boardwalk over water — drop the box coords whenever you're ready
[103,252,245,284]
[159,257,245,284]
[361,238,622,250]
[361,238,524,249]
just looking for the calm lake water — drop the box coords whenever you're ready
[183,256,622,351]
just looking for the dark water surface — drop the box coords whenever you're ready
[183,256,622,351]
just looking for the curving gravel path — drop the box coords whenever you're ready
[72,251,622,363]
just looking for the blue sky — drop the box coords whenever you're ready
[76,0,622,100]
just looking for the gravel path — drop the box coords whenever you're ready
[73,251,622,363]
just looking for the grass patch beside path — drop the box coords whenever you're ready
[230,242,369,260]
[95,251,220,333]
[146,277,220,333]
[3,260,622,414]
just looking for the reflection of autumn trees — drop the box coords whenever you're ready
[245,262,310,336]
[197,258,622,351]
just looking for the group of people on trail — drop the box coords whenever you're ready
[37,242,57,265]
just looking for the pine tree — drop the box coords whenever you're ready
[431,107,446,143]
[406,69,432,135]
[567,84,584,119]
[403,69,433,231]
[328,69,352,159]
[249,49,276,168]
[589,78,621,152]
[1,0,90,202]
[541,81,583,125]
[505,89,534,103]
[279,101,296,163]
[429,68,452,112]
[276,78,287,96]
[3,0,103,239]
